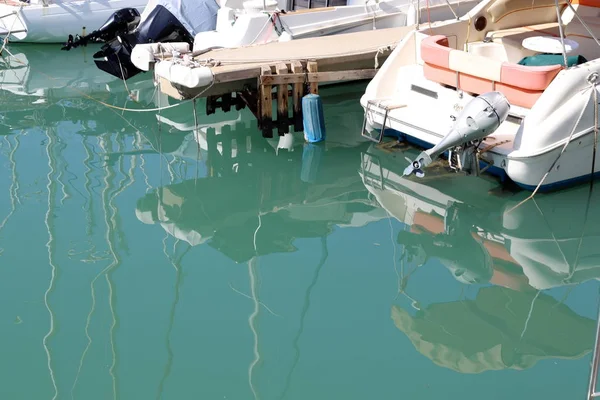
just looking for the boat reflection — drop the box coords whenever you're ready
[361,142,600,290]
[360,142,600,372]
[136,119,385,258]
[392,286,595,373]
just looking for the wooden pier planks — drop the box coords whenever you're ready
[158,25,415,100]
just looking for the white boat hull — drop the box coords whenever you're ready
[0,0,147,43]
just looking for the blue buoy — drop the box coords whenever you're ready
[300,143,324,183]
[302,94,326,143]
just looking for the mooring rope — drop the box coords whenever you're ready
[565,73,599,285]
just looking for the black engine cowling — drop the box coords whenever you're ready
[61,8,141,51]
[93,5,194,80]
[62,5,194,80]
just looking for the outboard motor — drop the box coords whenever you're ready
[61,8,141,51]
[404,92,510,177]
[397,201,494,284]
[93,5,194,80]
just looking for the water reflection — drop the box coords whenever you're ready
[361,142,600,374]
[0,44,599,399]
[136,118,384,259]
[392,286,595,373]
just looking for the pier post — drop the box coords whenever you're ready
[307,61,319,95]
[291,61,304,132]
[276,63,290,136]
[259,65,274,138]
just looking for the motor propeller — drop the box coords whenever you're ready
[403,91,510,177]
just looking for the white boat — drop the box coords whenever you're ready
[0,0,147,43]
[361,0,600,191]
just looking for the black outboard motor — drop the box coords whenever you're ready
[93,5,194,80]
[61,8,141,51]
[62,5,194,80]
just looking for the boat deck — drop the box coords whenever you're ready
[158,25,415,100]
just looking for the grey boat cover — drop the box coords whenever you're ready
[140,0,220,36]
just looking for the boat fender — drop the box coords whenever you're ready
[131,42,191,71]
[155,61,213,89]
[302,94,326,143]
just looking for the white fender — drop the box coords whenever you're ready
[131,42,191,71]
[155,60,213,89]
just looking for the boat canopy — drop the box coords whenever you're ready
[140,0,219,36]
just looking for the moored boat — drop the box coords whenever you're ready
[361,0,600,191]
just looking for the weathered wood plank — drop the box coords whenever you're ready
[307,61,318,95]
[259,65,273,138]
[276,63,289,136]
[259,69,379,85]
[291,61,304,132]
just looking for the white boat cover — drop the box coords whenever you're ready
[140,0,220,36]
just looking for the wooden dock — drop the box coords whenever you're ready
[156,25,415,137]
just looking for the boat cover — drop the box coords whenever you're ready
[140,0,219,36]
[518,53,588,67]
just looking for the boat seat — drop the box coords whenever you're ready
[421,34,562,108]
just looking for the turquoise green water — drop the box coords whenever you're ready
[1,44,600,400]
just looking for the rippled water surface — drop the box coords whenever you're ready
[1,44,599,400]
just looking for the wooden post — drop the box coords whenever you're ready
[206,96,217,115]
[221,124,232,166]
[276,63,289,136]
[307,61,318,95]
[291,61,304,132]
[221,93,232,112]
[259,65,273,138]
[206,127,217,177]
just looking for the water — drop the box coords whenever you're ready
[1,44,599,400]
